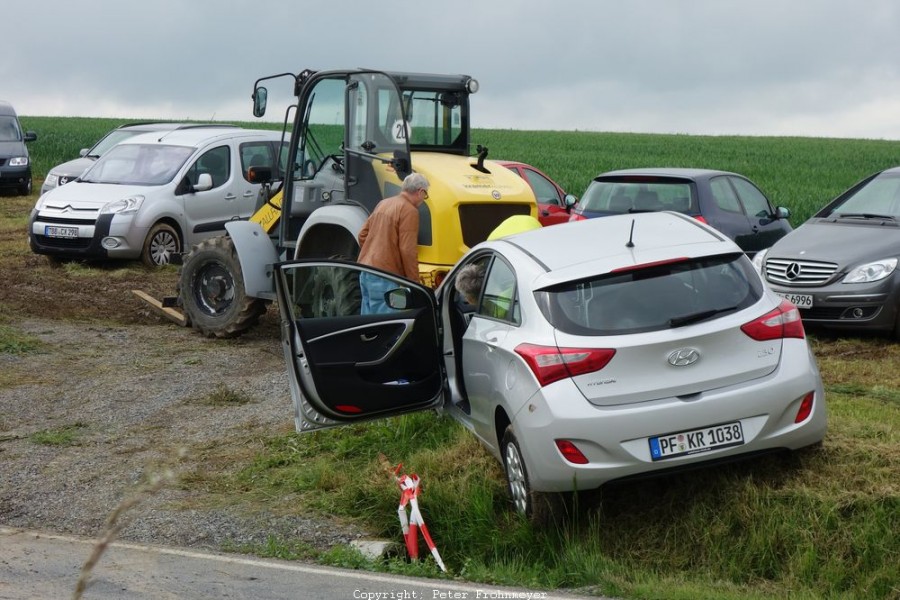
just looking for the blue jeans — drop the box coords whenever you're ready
[360,272,395,315]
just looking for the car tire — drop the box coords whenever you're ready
[309,261,361,317]
[501,426,566,524]
[18,178,32,196]
[142,223,182,267]
[178,235,268,338]
[501,427,539,517]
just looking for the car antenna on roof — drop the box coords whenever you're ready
[626,219,636,248]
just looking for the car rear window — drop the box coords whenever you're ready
[579,177,698,215]
[535,254,763,335]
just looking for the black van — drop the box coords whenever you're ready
[0,101,38,196]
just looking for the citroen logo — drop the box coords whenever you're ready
[667,348,700,367]
[785,263,802,280]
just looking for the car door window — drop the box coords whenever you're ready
[186,146,230,189]
[710,176,742,214]
[240,142,274,182]
[522,168,562,206]
[729,176,772,218]
[480,257,519,323]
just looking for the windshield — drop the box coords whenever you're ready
[0,116,22,142]
[536,254,762,335]
[825,172,900,219]
[80,143,194,185]
[579,179,697,214]
[87,129,145,157]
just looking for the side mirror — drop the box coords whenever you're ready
[247,165,273,184]
[192,173,214,192]
[386,287,411,310]
[252,87,268,118]
[775,206,791,220]
[564,194,578,210]
[24,131,37,142]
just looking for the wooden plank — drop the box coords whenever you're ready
[131,290,189,327]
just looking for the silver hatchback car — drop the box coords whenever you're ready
[275,212,826,516]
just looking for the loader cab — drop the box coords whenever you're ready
[259,69,478,258]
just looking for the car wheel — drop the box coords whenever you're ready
[309,262,361,317]
[18,178,32,196]
[501,426,534,517]
[177,236,268,338]
[142,223,182,267]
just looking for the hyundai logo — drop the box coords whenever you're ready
[786,262,802,280]
[667,348,700,366]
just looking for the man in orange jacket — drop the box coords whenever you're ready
[357,173,430,314]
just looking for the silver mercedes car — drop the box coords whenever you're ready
[753,166,900,338]
[274,211,827,517]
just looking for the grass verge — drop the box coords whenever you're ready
[186,335,899,600]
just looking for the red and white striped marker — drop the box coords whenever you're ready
[395,467,446,572]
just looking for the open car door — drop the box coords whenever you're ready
[274,260,445,432]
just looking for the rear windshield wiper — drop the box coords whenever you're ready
[834,212,896,221]
[669,305,739,328]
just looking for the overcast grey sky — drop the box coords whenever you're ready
[5,0,900,139]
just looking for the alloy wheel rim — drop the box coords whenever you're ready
[150,232,178,265]
[504,442,528,515]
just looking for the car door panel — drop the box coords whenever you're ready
[181,144,243,239]
[461,317,511,446]
[275,261,444,432]
[706,176,754,252]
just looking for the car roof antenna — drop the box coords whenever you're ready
[626,219,636,248]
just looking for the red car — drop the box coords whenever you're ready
[496,161,576,226]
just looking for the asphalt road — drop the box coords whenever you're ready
[0,527,607,600]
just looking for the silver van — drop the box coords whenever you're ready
[0,101,38,196]
[28,127,285,266]
[40,122,237,195]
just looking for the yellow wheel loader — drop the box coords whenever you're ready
[174,68,537,337]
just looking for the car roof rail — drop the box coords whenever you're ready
[175,123,240,129]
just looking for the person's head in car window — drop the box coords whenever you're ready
[454,263,485,305]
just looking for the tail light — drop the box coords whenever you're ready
[555,440,589,464]
[432,269,448,289]
[741,299,805,340]
[515,343,616,386]
[568,213,587,222]
[419,269,449,289]
[795,391,815,423]
[694,215,708,224]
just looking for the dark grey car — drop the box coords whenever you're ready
[753,166,900,338]
[570,168,793,256]
[0,100,37,196]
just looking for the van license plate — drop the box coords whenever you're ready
[776,292,813,308]
[649,421,744,461]
[45,226,79,239]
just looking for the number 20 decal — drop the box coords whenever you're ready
[392,120,411,143]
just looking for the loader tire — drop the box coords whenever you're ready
[309,262,362,317]
[178,236,268,338]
